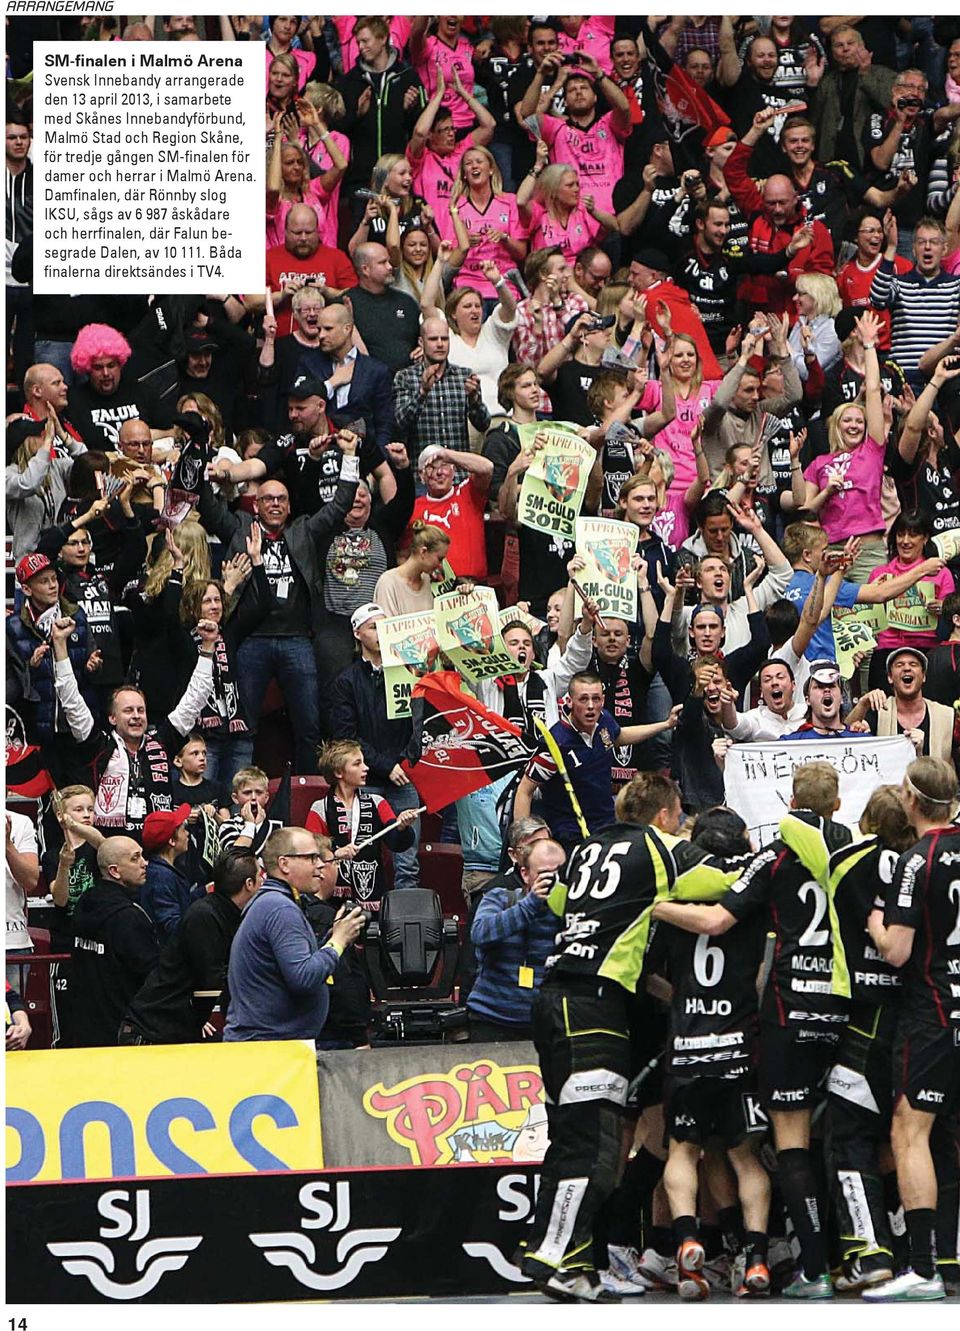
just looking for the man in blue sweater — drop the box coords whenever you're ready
[468,837,565,1043]
[224,827,365,1042]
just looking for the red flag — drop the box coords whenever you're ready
[647,279,723,380]
[6,740,54,798]
[664,64,730,138]
[402,672,530,813]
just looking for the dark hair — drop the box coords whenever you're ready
[214,848,259,897]
[569,670,603,692]
[759,657,795,683]
[497,362,536,410]
[765,598,800,649]
[886,509,935,561]
[695,490,733,529]
[690,805,749,855]
[529,20,559,41]
[65,450,109,500]
[943,589,960,624]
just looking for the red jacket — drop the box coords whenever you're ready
[724,141,834,315]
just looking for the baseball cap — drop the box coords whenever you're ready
[185,331,218,354]
[288,373,328,401]
[886,646,928,671]
[351,602,385,634]
[806,659,841,687]
[142,803,192,853]
[16,552,53,586]
[704,127,737,149]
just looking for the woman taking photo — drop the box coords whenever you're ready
[517,148,618,264]
[793,310,888,582]
[374,522,451,616]
[348,152,436,257]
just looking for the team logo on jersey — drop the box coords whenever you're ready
[447,607,495,654]
[47,1188,201,1300]
[543,456,581,503]
[98,773,123,814]
[250,1180,401,1291]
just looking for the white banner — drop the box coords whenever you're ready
[724,736,916,847]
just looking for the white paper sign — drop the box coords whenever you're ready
[724,736,916,847]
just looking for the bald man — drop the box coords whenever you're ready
[721,106,835,316]
[393,315,490,465]
[314,302,395,451]
[262,204,358,336]
[70,836,159,1046]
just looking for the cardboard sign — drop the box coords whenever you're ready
[831,602,888,679]
[435,586,516,683]
[517,422,595,541]
[575,517,639,621]
[378,611,439,720]
[883,581,937,635]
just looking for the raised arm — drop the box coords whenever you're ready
[408,65,446,160]
[855,310,885,445]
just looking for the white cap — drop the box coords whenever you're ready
[350,602,384,634]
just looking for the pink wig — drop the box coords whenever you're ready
[71,324,133,376]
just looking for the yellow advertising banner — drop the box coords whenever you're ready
[6,1040,323,1183]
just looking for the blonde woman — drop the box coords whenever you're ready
[348,152,435,257]
[6,413,86,558]
[448,145,526,304]
[789,272,842,381]
[265,129,334,251]
[517,149,618,264]
[374,522,451,615]
[302,82,350,248]
[792,309,887,581]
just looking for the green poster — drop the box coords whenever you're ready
[517,422,596,541]
[884,581,937,634]
[377,611,439,720]
[933,529,960,562]
[435,585,517,683]
[831,602,888,679]
[431,558,459,599]
[575,517,639,621]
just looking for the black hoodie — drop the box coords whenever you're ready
[70,880,158,1046]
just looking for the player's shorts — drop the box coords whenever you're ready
[893,1016,960,1116]
[665,1074,768,1148]
[759,1022,840,1112]
[826,1001,897,1131]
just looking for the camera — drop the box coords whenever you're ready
[896,96,923,111]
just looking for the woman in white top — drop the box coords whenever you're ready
[788,272,842,385]
[373,522,451,617]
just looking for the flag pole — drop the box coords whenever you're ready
[353,806,427,853]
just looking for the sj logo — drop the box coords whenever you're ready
[250,1180,401,1291]
[47,1188,202,1300]
[462,1172,541,1283]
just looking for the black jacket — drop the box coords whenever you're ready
[124,890,243,1043]
[338,52,424,192]
[70,880,159,1046]
[329,656,417,783]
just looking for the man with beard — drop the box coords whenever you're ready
[208,373,395,516]
[719,658,806,741]
[847,647,958,763]
[262,205,357,338]
[68,323,173,449]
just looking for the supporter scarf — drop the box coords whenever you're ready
[194,630,248,735]
[496,669,547,749]
[324,791,383,907]
[93,729,171,829]
[159,412,211,530]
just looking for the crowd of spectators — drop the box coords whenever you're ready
[5,12,960,1308]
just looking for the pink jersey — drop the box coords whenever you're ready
[265,179,330,252]
[307,130,350,248]
[416,33,477,129]
[446,193,525,298]
[334,15,412,73]
[641,377,720,549]
[524,199,602,264]
[556,18,616,75]
[944,247,960,276]
[803,436,886,543]
[870,556,955,651]
[539,111,627,217]
[409,140,471,221]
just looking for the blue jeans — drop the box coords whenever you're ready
[236,635,321,776]
[366,780,421,890]
[203,734,254,794]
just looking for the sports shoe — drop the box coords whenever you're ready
[677,1239,709,1302]
[783,1272,834,1299]
[637,1247,679,1288]
[543,1269,621,1303]
[861,1270,945,1303]
[605,1245,655,1293]
[600,1267,647,1297]
[732,1252,771,1297]
[834,1256,894,1293]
